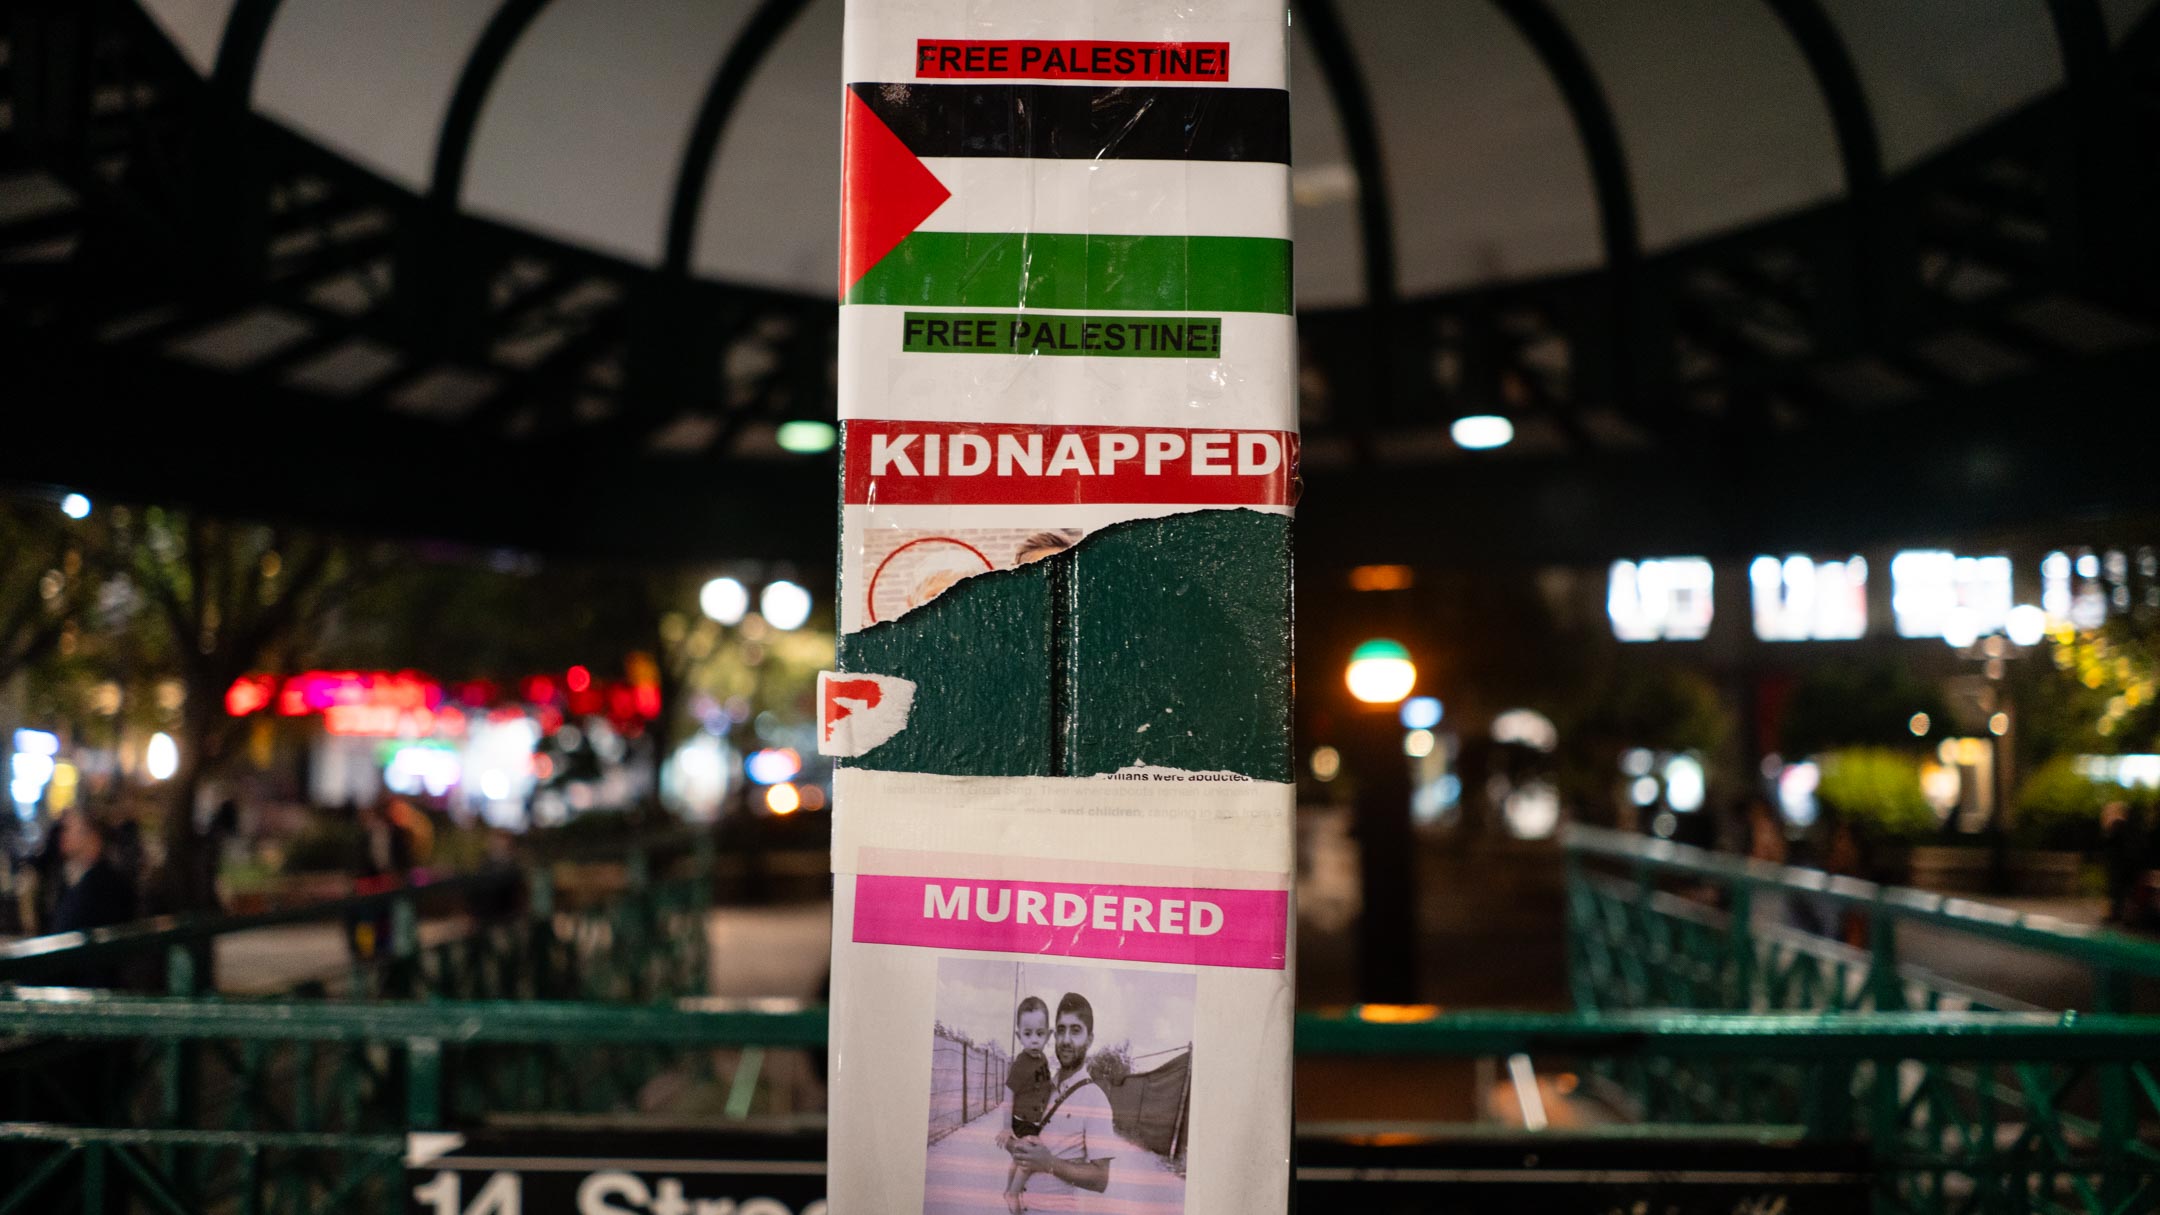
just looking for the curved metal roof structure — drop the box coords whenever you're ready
[3,0,2159,562]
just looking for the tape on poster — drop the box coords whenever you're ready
[852,873,1288,970]
[818,671,916,758]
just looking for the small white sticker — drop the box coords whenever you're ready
[818,671,917,758]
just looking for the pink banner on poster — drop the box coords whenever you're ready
[852,874,1288,970]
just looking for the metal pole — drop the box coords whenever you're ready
[1349,707,1416,1003]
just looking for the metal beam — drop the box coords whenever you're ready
[428,0,553,209]
[1289,0,1395,454]
[1486,0,1675,452]
[208,0,283,104]
[663,0,812,277]
[1486,0,1638,280]
[1762,0,1881,200]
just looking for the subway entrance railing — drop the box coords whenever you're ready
[2,827,2158,1214]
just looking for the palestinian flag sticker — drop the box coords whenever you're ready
[840,80,1292,316]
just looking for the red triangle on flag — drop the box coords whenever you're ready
[841,89,952,296]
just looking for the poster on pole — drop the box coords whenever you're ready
[827,2,1295,1212]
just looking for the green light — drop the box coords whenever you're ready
[1346,638,1416,705]
[776,420,837,454]
[1351,638,1411,664]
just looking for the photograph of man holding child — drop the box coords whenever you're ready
[925,959,1195,1215]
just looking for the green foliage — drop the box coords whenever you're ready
[1816,747,1936,840]
[1553,663,1731,824]
[1088,1040,1133,1088]
[2013,755,2123,849]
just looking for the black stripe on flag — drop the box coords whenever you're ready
[847,82,1289,164]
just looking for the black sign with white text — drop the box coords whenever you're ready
[407,1127,1868,1214]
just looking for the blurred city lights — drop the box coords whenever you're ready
[1909,712,1931,736]
[145,732,179,781]
[1492,708,1558,752]
[2005,603,2048,647]
[1778,761,1821,826]
[1989,713,2010,737]
[1449,414,1513,450]
[1608,558,1714,642]
[1309,746,1342,782]
[1663,755,1705,812]
[565,665,592,693]
[1629,776,1661,806]
[766,782,802,814]
[1893,551,2012,640]
[1403,729,1435,758]
[699,576,749,626]
[775,420,837,454]
[59,493,90,519]
[1751,554,1867,641]
[384,744,459,797]
[1621,748,1654,777]
[745,747,802,785]
[1345,639,1416,705]
[1348,564,1415,591]
[10,755,53,807]
[1504,783,1562,839]
[1400,696,1443,730]
[760,580,812,631]
[12,729,59,757]
[10,731,60,807]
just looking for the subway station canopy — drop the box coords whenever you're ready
[3,0,2159,563]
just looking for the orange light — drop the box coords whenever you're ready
[324,704,401,736]
[225,676,275,717]
[1354,1003,1440,1024]
[1349,564,1416,592]
[766,782,802,815]
[799,785,827,811]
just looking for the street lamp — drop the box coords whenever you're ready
[1345,638,1416,705]
[1947,609,2047,891]
[699,577,749,626]
[1344,638,1419,1004]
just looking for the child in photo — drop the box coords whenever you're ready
[996,995,1055,1213]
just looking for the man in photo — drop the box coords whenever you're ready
[1008,992,1114,1211]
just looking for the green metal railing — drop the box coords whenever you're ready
[7,827,2160,1213]
[1564,825,2160,1017]
[4,996,2158,1214]
[0,832,717,1003]
[1562,825,2160,1214]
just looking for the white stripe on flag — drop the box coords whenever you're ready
[839,309,1296,428]
[915,159,1289,240]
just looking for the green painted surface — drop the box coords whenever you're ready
[846,232,1293,314]
[837,558,1054,776]
[900,312,1224,357]
[840,509,1288,781]
[1065,509,1292,780]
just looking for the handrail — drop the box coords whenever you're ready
[0,827,710,973]
[0,869,517,967]
[1564,824,2160,980]
[4,990,2157,1061]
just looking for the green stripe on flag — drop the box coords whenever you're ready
[847,233,1292,315]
